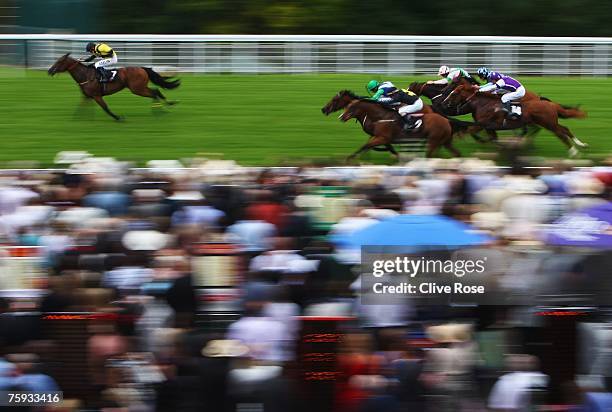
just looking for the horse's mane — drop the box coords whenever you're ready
[473,91,500,100]
[454,85,499,100]
[410,81,444,90]
[339,89,362,99]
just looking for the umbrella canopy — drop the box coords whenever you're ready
[545,202,612,248]
[331,214,491,248]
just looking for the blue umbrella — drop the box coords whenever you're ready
[331,214,491,248]
[545,202,612,249]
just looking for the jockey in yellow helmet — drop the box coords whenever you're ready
[83,42,117,83]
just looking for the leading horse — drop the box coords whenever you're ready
[48,53,180,120]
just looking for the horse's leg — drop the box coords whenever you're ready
[129,83,174,107]
[73,95,94,120]
[558,124,588,148]
[154,89,176,106]
[92,96,121,120]
[484,129,498,142]
[444,139,461,157]
[347,136,388,162]
[541,122,578,157]
[386,144,400,160]
[426,138,436,158]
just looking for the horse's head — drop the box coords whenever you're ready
[321,90,359,115]
[407,82,423,95]
[338,100,364,123]
[48,53,75,76]
[442,84,476,108]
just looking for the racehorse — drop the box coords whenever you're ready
[442,84,588,157]
[408,79,475,116]
[321,90,473,161]
[409,79,545,142]
[48,53,180,120]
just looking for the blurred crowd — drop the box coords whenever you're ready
[0,154,612,412]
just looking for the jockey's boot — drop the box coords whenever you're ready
[502,101,515,118]
[402,115,420,132]
[96,67,110,83]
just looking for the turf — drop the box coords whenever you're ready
[0,68,610,166]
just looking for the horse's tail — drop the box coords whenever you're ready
[554,103,587,119]
[143,67,181,89]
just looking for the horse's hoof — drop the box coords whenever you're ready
[115,116,124,122]
[568,146,579,158]
[167,100,178,106]
[574,139,588,149]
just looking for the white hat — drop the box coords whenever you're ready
[55,207,109,228]
[122,230,169,251]
[471,211,508,231]
[502,175,547,194]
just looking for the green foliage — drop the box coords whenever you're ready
[102,0,612,36]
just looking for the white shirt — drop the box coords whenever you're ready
[0,187,38,215]
[225,220,277,252]
[227,316,290,362]
[488,372,548,411]
[249,250,317,274]
[103,266,154,292]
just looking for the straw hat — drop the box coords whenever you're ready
[471,211,508,231]
[426,323,473,344]
[201,339,250,358]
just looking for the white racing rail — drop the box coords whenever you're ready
[0,34,611,75]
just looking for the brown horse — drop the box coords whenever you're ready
[48,53,180,120]
[443,84,588,157]
[409,79,548,141]
[321,90,473,161]
[408,78,477,116]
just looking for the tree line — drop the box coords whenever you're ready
[102,0,612,37]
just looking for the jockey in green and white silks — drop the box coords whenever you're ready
[366,80,424,131]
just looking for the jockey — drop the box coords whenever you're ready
[83,42,117,83]
[477,68,526,117]
[366,80,424,131]
[428,65,476,86]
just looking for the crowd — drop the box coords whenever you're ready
[0,154,611,411]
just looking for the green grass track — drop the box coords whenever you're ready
[0,68,610,165]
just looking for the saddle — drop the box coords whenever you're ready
[96,69,118,83]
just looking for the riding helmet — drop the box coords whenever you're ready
[477,67,490,79]
[86,42,96,52]
[366,80,380,93]
[438,65,450,76]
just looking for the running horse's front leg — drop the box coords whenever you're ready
[346,135,389,162]
[92,96,122,121]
